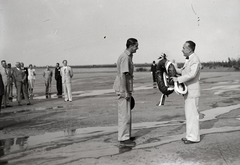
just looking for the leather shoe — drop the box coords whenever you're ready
[181,138,187,142]
[27,103,32,105]
[130,137,136,141]
[120,140,136,147]
[184,140,200,144]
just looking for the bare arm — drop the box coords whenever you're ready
[69,67,73,78]
[121,72,130,99]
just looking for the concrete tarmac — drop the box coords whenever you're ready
[0,71,240,165]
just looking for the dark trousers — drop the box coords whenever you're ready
[152,72,156,82]
[21,81,28,99]
[17,83,30,104]
[56,78,62,95]
[0,95,2,112]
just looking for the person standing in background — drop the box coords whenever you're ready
[7,63,14,102]
[21,62,29,99]
[150,61,157,88]
[43,65,53,98]
[28,64,36,98]
[13,62,31,106]
[113,38,139,147]
[60,60,73,102]
[0,72,4,112]
[55,63,62,98]
[0,60,11,108]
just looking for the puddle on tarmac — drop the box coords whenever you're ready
[11,85,153,101]
[1,83,240,163]
[1,103,240,163]
[0,106,67,116]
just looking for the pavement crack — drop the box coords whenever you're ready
[216,135,229,165]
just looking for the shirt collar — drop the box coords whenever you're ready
[124,50,131,56]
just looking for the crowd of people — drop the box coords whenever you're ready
[0,60,74,112]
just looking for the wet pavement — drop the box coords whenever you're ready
[0,72,240,164]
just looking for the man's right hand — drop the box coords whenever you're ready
[125,92,131,100]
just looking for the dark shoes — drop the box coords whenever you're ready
[120,140,136,147]
[181,138,187,142]
[130,137,136,141]
[182,138,200,144]
[27,103,32,105]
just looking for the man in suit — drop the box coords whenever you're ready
[113,38,138,147]
[13,62,31,106]
[60,60,73,102]
[150,61,157,88]
[55,63,62,98]
[21,62,29,99]
[7,63,14,102]
[0,73,4,112]
[172,41,201,144]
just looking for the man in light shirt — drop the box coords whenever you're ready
[113,38,139,147]
[43,65,53,98]
[60,60,73,102]
[0,60,11,108]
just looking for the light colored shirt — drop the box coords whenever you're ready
[28,68,36,80]
[113,50,134,94]
[43,69,53,80]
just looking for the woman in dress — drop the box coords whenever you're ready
[28,64,36,97]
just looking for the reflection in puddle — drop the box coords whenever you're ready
[1,103,240,163]
[0,106,67,115]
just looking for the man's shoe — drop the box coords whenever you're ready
[27,103,32,105]
[119,140,136,147]
[130,137,136,141]
[181,138,187,142]
[184,140,200,144]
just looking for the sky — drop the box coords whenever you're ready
[0,0,240,66]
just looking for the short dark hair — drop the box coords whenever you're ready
[1,60,6,63]
[186,41,196,52]
[29,64,32,67]
[62,60,67,63]
[56,63,59,65]
[126,38,138,48]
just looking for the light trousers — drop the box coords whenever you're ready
[2,84,9,107]
[118,96,132,141]
[63,83,72,101]
[45,79,51,94]
[184,97,200,142]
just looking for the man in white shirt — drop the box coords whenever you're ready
[60,60,73,102]
[0,60,11,108]
[113,38,138,147]
[43,65,53,98]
